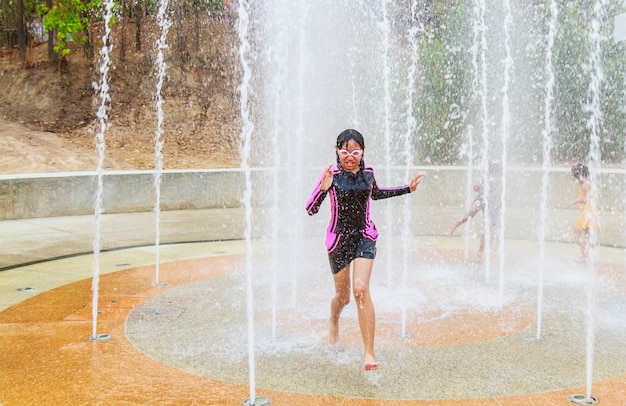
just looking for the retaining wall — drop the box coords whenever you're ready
[1,166,624,246]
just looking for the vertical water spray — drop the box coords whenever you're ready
[477,0,491,283]
[89,0,115,342]
[349,70,360,126]
[463,0,483,262]
[348,2,361,127]
[618,9,626,287]
[264,2,310,334]
[267,1,289,337]
[536,0,558,340]
[380,0,392,171]
[399,0,422,338]
[574,0,607,403]
[379,0,394,286]
[237,2,269,405]
[153,0,171,287]
[497,0,513,304]
[288,1,309,310]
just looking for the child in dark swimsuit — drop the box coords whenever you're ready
[306,129,427,371]
[447,162,502,262]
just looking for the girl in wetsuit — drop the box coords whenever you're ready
[306,129,427,371]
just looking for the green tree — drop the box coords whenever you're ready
[37,0,104,68]
[415,0,473,164]
[550,0,626,163]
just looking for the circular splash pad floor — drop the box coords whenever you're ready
[0,237,625,405]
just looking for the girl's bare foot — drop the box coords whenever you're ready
[364,356,379,371]
[329,320,339,347]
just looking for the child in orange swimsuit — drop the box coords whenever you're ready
[569,163,599,260]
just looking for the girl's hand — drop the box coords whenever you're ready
[409,171,427,192]
[320,165,334,191]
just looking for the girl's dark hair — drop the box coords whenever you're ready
[335,129,365,170]
[571,163,589,179]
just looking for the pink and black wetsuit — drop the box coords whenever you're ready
[306,164,411,274]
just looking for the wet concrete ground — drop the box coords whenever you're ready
[0,212,625,405]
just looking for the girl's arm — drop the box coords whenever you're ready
[409,171,427,192]
[371,171,427,200]
[306,165,333,215]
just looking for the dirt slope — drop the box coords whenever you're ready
[0,118,123,174]
[0,16,240,174]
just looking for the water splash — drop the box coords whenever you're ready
[89,0,115,341]
[153,0,171,286]
[237,0,257,401]
[536,0,558,341]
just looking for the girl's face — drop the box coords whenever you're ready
[337,139,363,173]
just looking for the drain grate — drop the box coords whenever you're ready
[243,397,272,405]
[568,394,598,405]
[89,334,112,341]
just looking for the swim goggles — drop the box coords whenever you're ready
[338,149,363,158]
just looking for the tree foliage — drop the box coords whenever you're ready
[1,0,227,61]
[415,0,473,164]
[37,0,102,60]
[413,0,626,165]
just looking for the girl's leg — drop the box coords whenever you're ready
[477,234,485,262]
[329,265,351,346]
[574,228,587,258]
[581,228,591,259]
[352,257,376,368]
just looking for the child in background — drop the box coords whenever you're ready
[447,162,502,262]
[569,163,599,261]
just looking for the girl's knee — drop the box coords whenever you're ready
[335,293,350,307]
[352,286,369,301]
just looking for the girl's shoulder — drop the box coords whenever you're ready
[362,164,375,173]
